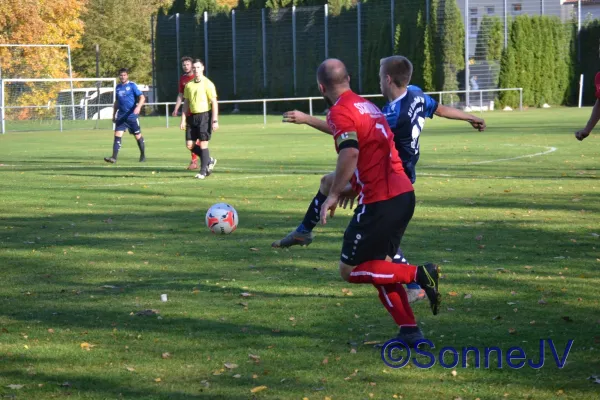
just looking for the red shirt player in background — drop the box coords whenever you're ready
[575,71,600,141]
[173,56,199,170]
[315,59,442,345]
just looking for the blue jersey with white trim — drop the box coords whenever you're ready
[382,85,438,183]
[116,81,143,118]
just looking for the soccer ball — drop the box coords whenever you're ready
[205,203,238,234]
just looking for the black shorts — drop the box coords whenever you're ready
[185,111,212,142]
[340,191,416,266]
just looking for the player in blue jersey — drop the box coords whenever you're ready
[104,68,146,163]
[272,55,485,302]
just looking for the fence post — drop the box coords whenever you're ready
[309,98,313,116]
[324,5,329,58]
[479,90,483,110]
[465,0,470,107]
[232,10,237,97]
[578,74,584,108]
[323,4,329,58]
[577,0,581,62]
[263,100,267,126]
[67,46,76,121]
[151,16,157,105]
[357,1,362,94]
[166,103,169,128]
[292,6,297,96]
[503,0,508,49]
[439,92,442,105]
[204,12,209,74]
[426,0,430,24]
[0,76,4,134]
[262,9,267,90]
[519,88,523,111]
[540,0,544,15]
[390,0,395,53]
[176,13,180,80]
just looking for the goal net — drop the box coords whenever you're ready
[1,78,116,132]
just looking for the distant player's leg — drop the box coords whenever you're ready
[271,173,342,248]
[188,146,199,171]
[130,117,145,162]
[104,122,125,163]
[206,109,217,174]
[394,249,425,303]
[197,112,212,178]
[186,114,204,177]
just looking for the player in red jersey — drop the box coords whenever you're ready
[173,56,206,171]
[315,59,441,345]
[575,72,600,141]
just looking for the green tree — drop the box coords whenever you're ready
[73,0,172,84]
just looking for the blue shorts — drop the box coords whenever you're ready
[115,116,141,135]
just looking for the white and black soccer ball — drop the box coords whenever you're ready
[205,203,239,234]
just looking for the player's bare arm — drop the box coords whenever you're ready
[434,104,486,131]
[172,93,183,117]
[134,94,145,115]
[211,97,219,132]
[575,99,600,141]
[320,147,359,225]
[180,99,189,130]
[283,110,332,135]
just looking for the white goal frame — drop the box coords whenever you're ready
[0,78,117,134]
[0,44,75,134]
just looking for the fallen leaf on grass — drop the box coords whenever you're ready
[451,370,457,377]
[240,292,252,297]
[538,299,547,305]
[127,251,134,255]
[508,328,516,334]
[322,358,329,365]
[233,374,241,378]
[101,285,119,289]
[239,302,248,307]
[475,235,483,241]
[530,321,536,325]
[350,348,357,354]
[224,363,238,370]
[249,248,260,252]
[252,374,259,379]
[507,302,517,306]
[464,294,472,299]
[48,329,55,334]
[161,352,171,359]
[249,354,260,362]
[126,367,135,372]
[154,378,161,383]
[448,291,458,297]
[80,342,95,351]
[251,385,268,393]
[6,385,24,390]
[200,380,210,388]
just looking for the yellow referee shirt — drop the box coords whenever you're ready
[183,77,217,114]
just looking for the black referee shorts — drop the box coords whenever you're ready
[340,191,416,266]
[185,110,212,142]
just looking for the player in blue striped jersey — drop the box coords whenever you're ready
[273,55,485,302]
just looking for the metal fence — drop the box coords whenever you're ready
[153,0,588,108]
[0,87,523,133]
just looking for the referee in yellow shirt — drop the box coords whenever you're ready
[180,59,219,179]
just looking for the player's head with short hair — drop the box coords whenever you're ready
[181,56,193,73]
[379,56,413,99]
[118,68,129,83]
[316,58,350,107]
[192,59,205,78]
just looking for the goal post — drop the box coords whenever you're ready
[0,78,117,133]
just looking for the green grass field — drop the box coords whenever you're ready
[0,108,599,400]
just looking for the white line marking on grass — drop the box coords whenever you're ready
[467,145,557,165]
